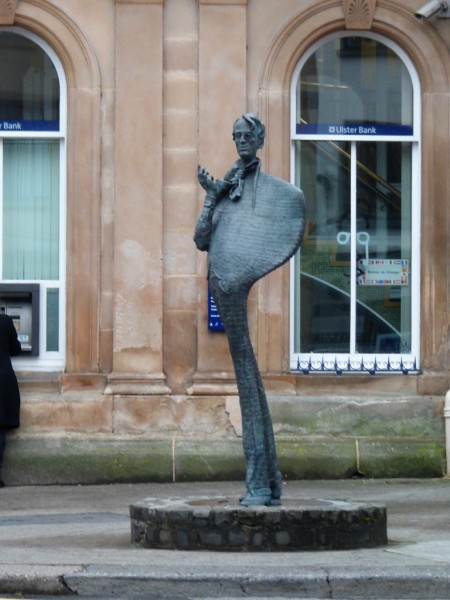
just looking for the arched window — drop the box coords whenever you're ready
[0,27,66,370]
[290,33,420,374]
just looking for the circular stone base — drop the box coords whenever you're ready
[130,496,387,551]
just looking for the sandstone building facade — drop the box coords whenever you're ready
[0,0,449,483]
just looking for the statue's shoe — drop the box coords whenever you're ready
[239,473,283,505]
[239,492,272,507]
[270,473,283,505]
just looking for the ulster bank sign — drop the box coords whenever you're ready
[296,123,414,136]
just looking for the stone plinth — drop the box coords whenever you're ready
[130,496,387,551]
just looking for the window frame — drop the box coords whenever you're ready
[0,26,67,371]
[289,31,421,374]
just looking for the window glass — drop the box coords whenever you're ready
[296,37,413,136]
[355,141,412,355]
[293,140,351,353]
[46,288,59,351]
[0,31,59,130]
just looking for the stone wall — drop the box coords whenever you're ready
[4,386,445,484]
[2,0,449,483]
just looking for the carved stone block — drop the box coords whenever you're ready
[0,0,18,25]
[343,0,376,30]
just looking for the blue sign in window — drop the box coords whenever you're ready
[296,123,413,136]
[208,288,224,332]
[0,120,59,132]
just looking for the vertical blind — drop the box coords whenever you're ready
[3,139,59,280]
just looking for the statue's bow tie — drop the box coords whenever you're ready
[227,159,260,201]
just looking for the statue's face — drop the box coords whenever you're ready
[233,119,260,164]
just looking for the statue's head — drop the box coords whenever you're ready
[232,113,265,163]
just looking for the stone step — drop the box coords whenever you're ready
[3,430,445,485]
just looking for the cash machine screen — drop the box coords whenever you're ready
[0,284,39,355]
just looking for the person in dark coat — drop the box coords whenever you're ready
[0,312,21,487]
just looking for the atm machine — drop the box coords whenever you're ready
[0,284,40,356]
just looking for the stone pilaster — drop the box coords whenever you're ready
[162,0,200,394]
[191,0,248,395]
[107,0,169,395]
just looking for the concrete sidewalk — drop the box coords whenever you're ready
[0,478,449,598]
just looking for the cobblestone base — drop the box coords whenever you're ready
[130,496,387,551]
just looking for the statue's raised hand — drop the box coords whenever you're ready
[198,165,232,198]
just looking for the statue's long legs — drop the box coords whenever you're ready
[209,274,281,505]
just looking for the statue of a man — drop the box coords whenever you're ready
[194,114,305,506]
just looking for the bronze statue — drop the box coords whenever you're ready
[195,114,305,506]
